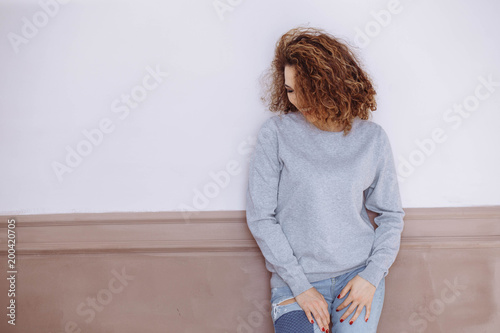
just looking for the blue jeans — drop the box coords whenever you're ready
[270,265,385,333]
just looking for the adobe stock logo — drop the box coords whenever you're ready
[177,133,256,223]
[51,64,169,182]
[213,0,245,21]
[396,74,499,183]
[401,276,467,333]
[48,266,135,333]
[7,0,73,54]
[353,0,405,48]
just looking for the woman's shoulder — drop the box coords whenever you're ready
[356,117,390,139]
[356,119,394,155]
[261,113,387,139]
[355,117,381,132]
[258,112,298,131]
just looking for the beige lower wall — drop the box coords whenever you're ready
[0,207,499,332]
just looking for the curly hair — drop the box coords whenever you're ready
[259,25,377,136]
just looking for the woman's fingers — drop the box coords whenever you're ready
[311,302,330,332]
[319,300,331,328]
[348,303,364,325]
[305,310,315,325]
[339,301,358,323]
[296,287,331,332]
[364,302,371,322]
[310,308,326,332]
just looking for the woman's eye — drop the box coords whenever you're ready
[286,90,293,93]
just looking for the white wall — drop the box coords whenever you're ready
[1,0,499,215]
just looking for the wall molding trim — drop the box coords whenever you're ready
[1,206,499,255]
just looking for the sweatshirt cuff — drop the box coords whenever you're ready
[357,262,386,288]
[286,272,314,298]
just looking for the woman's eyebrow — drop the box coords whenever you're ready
[284,84,293,89]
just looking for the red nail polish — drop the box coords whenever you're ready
[311,319,314,324]
[322,328,325,332]
[340,319,344,323]
[350,321,353,325]
[337,294,340,299]
[336,309,339,312]
[365,318,368,322]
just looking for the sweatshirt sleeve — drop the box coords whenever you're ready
[357,126,405,289]
[245,118,314,298]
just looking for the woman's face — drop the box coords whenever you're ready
[284,65,298,107]
[285,66,299,109]
[284,65,310,115]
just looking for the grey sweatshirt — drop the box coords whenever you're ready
[245,111,405,298]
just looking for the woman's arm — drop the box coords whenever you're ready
[246,117,313,298]
[357,126,405,288]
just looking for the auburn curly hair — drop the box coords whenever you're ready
[259,25,377,136]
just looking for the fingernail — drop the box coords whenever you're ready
[340,319,344,323]
[336,309,339,312]
[349,321,353,325]
[311,319,314,324]
[322,328,325,332]
[337,294,340,299]
[365,318,368,322]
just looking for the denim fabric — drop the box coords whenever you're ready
[270,265,385,333]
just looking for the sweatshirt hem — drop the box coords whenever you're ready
[270,263,367,290]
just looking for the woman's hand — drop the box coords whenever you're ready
[335,275,376,325]
[295,287,331,332]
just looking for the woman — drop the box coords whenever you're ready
[245,26,405,333]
